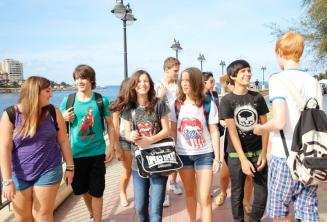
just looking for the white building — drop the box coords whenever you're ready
[1,59,24,83]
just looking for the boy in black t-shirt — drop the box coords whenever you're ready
[219,60,269,222]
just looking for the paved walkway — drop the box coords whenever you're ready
[53,159,327,222]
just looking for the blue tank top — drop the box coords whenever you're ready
[12,111,62,181]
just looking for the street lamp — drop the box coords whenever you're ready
[261,66,266,89]
[219,60,226,76]
[111,0,136,80]
[170,39,182,59]
[197,53,206,71]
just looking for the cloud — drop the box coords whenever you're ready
[207,20,225,28]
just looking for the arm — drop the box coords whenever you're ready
[105,115,116,163]
[112,111,123,160]
[256,114,268,171]
[55,107,74,185]
[225,118,255,176]
[253,99,287,135]
[209,124,221,173]
[0,111,16,201]
[170,121,177,142]
[135,115,170,148]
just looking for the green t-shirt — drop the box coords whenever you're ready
[60,93,111,158]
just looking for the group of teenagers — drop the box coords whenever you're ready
[0,31,323,222]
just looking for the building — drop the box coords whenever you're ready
[1,59,24,83]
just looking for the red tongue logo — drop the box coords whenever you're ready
[137,122,154,137]
[179,117,205,148]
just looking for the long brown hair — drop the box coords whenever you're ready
[177,67,206,107]
[127,70,157,114]
[17,76,51,138]
[110,78,131,112]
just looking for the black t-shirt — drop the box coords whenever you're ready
[219,90,269,153]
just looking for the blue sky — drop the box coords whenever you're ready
[0,0,321,86]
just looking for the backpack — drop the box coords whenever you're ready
[65,92,105,133]
[5,104,59,131]
[174,95,211,126]
[276,76,327,186]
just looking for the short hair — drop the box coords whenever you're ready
[163,57,180,71]
[73,64,96,89]
[202,72,214,81]
[275,32,304,62]
[226,60,251,84]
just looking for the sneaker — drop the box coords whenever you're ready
[163,194,170,207]
[88,215,93,222]
[169,182,183,195]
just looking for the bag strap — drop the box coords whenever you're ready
[47,104,59,131]
[94,92,105,131]
[279,130,289,157]
[274,76,305,110]
[65,93,76,134]
[5,105,16,126]
[131,109,137,131]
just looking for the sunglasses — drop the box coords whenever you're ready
[205,79,215,84]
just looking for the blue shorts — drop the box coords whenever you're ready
[13,165,63,192]
[120,137,132,151]
[267,156,319,221]
[179,152,213,169]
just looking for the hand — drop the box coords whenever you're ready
[2,183,16,201]
[212,161,221,174]
[256,153,267,172]
[219,120,227,128]
[253,124,264,136]
[129,130,141,143]
[135,136,153,149]
[63,107,75,122]
[105,147,115,163]
[157,86,168,98]
[64,171,74,185]
[115,147,124,161]
[240,158,256,177]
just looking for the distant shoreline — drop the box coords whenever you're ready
[0,87,76,94]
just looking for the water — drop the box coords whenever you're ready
[0,86,120,113]
[0,87,327,113]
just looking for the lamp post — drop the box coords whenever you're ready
[170,39,182,59]
[261,66,266,89]
[219,60,226,76]
[111,0,136,80]
[197,53,205,71]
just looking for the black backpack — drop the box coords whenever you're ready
[276,76,327,186]
[5,104,59,131]
[65,92,105,133]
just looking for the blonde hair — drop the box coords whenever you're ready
[275,32,304,62]
[163,57,180,71]
[17,76,51,138]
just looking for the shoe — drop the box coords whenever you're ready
[215,192,227,206]
[243,203,252,215]
[163,194,170,207]
[88,215,93,222]
[169,182,183,195]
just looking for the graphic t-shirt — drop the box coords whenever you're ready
[219,91,269,153]
[60,93,111,158]
[269,69,323,158]
[121,98,170,170]
[169,100,219,155]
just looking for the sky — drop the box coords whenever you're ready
[0,0,322,86]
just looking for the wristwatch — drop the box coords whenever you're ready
[2,179,13,186]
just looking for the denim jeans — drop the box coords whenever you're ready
[132,170,168,222]
[228,156,268,222]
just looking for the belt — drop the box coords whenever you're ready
[228,149,262,158]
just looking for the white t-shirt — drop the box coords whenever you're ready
[154,79,177,105]
[269,69,323,158]
[169,100,219,155]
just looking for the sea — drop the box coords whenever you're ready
[0,86,327,113]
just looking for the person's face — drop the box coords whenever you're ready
[39,86,52,107]
[181,71,191,95]
[136,73,150,96]
[166,65,180,81]
[205,76,215,90]
[75,77,92,92]
[226,82,234,92]
[232,67,252,86]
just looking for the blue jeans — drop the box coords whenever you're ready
[132,170,168,222]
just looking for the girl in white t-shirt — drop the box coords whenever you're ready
[169,67,221,222]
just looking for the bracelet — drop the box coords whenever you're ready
[213,159,223,165]
[2,178,13,186]
[65,168,74,172]
[66,164,75,168]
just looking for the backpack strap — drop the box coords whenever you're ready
[174,99,181,121]
[47,104,59,131]
[280,130,289,157]
[5,105,16,126]
[94,92,105,131]
[65,93,76,133]
[203,95,211,126]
